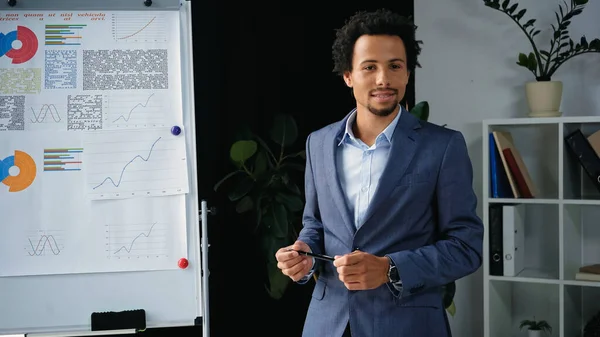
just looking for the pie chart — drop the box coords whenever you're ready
[0,150,37,192]
[0,26,38,64]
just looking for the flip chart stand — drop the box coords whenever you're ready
[200,200,215,337]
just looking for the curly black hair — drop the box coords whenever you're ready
[331,8,423,77]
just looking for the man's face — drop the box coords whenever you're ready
[343,34,410,117]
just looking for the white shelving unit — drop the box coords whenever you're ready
[482,116,600,337]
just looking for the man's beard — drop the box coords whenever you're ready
[367,100,399,117]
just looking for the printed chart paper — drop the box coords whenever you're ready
[0,10,190,277]
[83,127,189,200]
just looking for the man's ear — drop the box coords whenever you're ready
[343,71,352,87]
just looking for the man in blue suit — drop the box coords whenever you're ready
[275,8,483,337]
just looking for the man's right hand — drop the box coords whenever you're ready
[275,240,313,282]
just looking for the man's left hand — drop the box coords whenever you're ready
[333,250,389,290]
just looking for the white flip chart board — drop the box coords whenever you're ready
[0,0,207,335]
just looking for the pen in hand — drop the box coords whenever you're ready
[293,249,335,262]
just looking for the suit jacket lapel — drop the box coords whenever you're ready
[360,111,422,227]
[324,115,356,238]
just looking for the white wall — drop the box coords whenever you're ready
[414,0,600,336]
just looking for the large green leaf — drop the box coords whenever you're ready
[275,192,304,212]
[262,203,288,238]
[228,175,254,201]
[265,261,291,300]
[269,114,298,147]
[230,140,257,163]
[235,195,253,213]
[409,101,429,121]
[254,149,268,175]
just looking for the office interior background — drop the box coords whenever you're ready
[178,0,600,336]
[2,0,598,335]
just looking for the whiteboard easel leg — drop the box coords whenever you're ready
[200,201,212,336]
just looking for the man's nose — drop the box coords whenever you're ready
[376,69,391,87]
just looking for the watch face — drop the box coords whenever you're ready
[390,266,399,282]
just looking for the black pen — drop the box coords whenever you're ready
[294,250,335,262]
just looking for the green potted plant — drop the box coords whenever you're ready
[483,0,600,117]
[213,114,306,300]
[520,317,552,337]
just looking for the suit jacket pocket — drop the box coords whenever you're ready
[311,279,326,300]
[397,171,434,187]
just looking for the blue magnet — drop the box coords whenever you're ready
[171,125,181,136]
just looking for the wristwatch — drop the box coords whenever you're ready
[387,256,400,283]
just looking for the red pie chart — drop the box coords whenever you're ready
[5,26,38,64]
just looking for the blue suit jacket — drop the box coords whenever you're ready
[297,110,483,337]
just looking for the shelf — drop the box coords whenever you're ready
[483,117,600,337]
[564,285,600,337]
[563,122,600,200]
[487,203,559,280]
[488,281,560,337]
[563,199,600,205]
[563,204,600,282]
[488,268,560,284]
[484,116,600,126]
[487,198,560,204]
[486,123,559,199]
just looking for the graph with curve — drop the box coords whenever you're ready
[0,10,188,277]
[83,126,189,200]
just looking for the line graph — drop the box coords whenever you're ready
[106,222,168,259]
[84,127,189,200]
[104,92,166,128]
[92,136,161,190]
[31,104,62,123]
[111,13,167,43]
[25,230,64,257]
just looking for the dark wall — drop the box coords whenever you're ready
[143,2,414,337]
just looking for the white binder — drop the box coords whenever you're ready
[502,204,525,276]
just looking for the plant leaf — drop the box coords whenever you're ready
[446,300,456,317]
[527,52,537,72]
[275,192,304,212]
[230,140,257,163]
[236,195,254,213]
[265,261,291,300]
[213,170,243,191]
[270,114,298,147]
[409,101,429,121]
[523,18,536,28]
[263,203,288,238]
[514,8,526,20]
[254,149,268,175]
[228,175,254,201]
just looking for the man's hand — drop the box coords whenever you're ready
[275,240,314,282]
[333,250,389,290]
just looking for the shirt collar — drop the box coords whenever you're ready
[338,106,402,146]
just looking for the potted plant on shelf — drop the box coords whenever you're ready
[483,0,600,118]
[520,317,552,337]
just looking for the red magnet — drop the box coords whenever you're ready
[178,258,189,269]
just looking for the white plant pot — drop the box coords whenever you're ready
[528,329,542,337]
[525,80,563,117]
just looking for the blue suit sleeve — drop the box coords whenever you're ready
[297,133,325,256]
[391,131,483,297]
